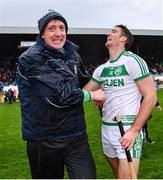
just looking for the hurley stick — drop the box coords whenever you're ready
[114,116,137,179]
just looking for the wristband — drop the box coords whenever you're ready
[83,90,91,102]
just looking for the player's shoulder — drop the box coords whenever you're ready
[123,51,145,64]
[123,51,137,59]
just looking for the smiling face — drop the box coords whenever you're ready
[105,26,127,49]
[42,19,66,50]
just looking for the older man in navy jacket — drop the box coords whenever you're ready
[17,10,105,179]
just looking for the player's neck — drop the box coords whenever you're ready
[109,47,125,61]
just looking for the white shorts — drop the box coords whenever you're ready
[102,125,143,159]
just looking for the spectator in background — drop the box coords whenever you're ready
[12,89,17,102]
[143,101,161,144]
[0,81,4,91]
[4,91,8,103]
[7,88,13,104]
[143,76,162,144]
[16,10,105,179]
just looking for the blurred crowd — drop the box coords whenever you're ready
[0,54,163,102]
[0,57,17,89]
[143,55,163,75]
[84,63,100,75]
[0,56,18,103]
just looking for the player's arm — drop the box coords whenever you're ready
[83,80,101,91]
[133,76,157,130]
[83,80,105,107]
[120,76,157,150]
[82,88,105,102]
[83,66,105,107]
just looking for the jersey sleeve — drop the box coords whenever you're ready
[91,66,102,84]
[127,55,151,82]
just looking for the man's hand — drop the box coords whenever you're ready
[120,127,139,151]
[90,89,106,102]
[95,101,104,108]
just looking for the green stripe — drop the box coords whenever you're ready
[124,51,149,76]
[100,65,129,78]
[91,77,101,84]
[102,121,133,126]
[125,115,136,118]
[134,73,151,82]
[103,115,136,121]
[127,53,145,75]
[110,50,125,63]
[137,55,148,74]
[132,132,143,158]
[124,52,143,74]
[134,55,148,75]
[140,56,148,74]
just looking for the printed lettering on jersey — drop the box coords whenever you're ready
[99,65,129,88]
[101,78,124,87]
[100,65,129,77]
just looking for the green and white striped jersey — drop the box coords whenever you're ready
[92,50,151,124]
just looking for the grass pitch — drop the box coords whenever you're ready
[0,90,163,179]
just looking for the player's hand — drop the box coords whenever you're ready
[120,128,139,151]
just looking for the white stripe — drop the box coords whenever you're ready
[45,97,70,108]
[17,66,28,80]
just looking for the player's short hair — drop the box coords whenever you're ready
[116,24,134,50]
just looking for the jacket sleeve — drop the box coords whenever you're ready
[73,52,91,88]
[16,56,84,107]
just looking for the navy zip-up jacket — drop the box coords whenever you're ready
[16,36,90,140]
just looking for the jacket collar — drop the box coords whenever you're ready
[36,35,78,57]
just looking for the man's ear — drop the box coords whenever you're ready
[42,35,44,38]
[121,36,127,43]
